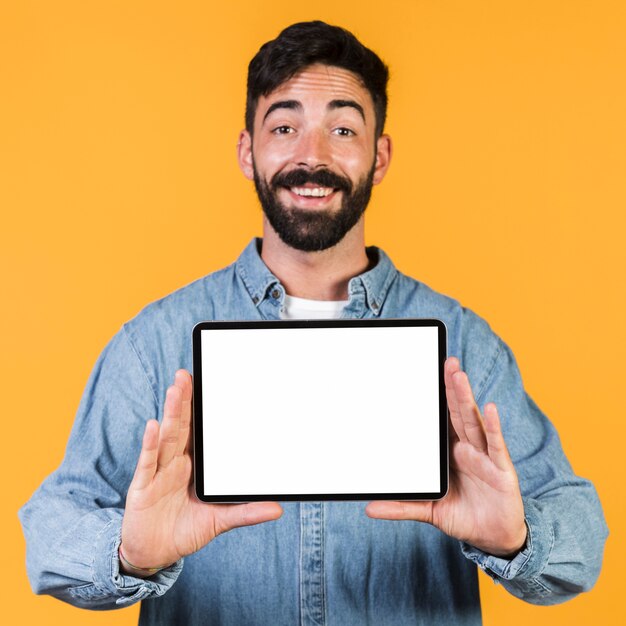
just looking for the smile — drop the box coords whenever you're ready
[290,186,335,197]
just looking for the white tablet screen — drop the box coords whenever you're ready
[194,320,447,500]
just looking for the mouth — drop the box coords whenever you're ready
[282,184,340,207]
[289,185,334,197]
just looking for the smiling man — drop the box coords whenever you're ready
[245,63,388,258]
[20,21,607,625]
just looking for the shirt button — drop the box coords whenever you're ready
[252,296,259,305]
[271,289,281,300]
[372,301,379,310]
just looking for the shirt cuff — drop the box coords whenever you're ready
[93,517,184,606]
[460,497,554,582]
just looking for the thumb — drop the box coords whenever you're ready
[365,501,434,524]
[209,502,284,537]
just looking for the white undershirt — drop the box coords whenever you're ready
[280,294,349,320]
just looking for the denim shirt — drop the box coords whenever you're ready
[19,239,608,625]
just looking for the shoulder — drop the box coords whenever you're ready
[389,270,504,392]
[390,270,498,341]
[119,262,239,394]
[125,262,237,335]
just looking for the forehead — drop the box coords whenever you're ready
[259,64,373,113]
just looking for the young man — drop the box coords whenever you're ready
[20,21,607,625]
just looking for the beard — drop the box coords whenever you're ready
[253,161,376,252]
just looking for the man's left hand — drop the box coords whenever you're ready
[365,357,527,558]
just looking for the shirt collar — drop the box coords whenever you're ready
[235,238,398,314]
[349,246,398,315]
[235,238,280,306]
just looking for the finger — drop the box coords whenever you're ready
[131,420,160,490]
[365,501,433,524]
[185,393,194,457]
[157,385,183,468]
[213,502,283,536]
[483,402,513,471]
[444,357,468,443]
[453,370,488,452]
[174,370,193,457]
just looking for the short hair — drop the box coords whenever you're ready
[246,21,389,138]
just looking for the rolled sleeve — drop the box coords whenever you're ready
[460,497,553,594]
[93,516,183,607]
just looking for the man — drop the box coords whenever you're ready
[20,21,607,625]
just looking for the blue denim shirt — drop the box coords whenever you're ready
[19,239,607,625]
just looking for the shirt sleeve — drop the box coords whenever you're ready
[18,326,183,609]
[459,332,608,605]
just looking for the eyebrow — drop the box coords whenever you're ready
[328,99,365,122]
[262,99,366,124]
[263,100,301,122]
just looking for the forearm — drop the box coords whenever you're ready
[457,329,608,604]
[18,326,187,608]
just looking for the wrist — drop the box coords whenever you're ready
[502,524,529,559]
[118,543,174,578]
[484,521,528,559]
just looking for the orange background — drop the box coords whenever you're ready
[2,1,624,624]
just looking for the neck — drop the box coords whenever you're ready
[260,218,370,300]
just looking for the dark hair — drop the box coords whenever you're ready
[246,21,389,138]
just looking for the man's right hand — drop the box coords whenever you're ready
[120,369,283,576]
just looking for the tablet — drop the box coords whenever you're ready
[192,319,448,502]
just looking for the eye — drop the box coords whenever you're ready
[272,125,295,135]
[333,127,355,137]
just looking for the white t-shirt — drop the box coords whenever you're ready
[280,294,349,320]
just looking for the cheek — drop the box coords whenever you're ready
[253,140,294,175]
[337,144,376,177]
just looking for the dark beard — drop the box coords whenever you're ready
[253,163,375,252]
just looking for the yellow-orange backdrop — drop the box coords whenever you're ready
[2,1,623,624]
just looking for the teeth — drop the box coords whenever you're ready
[291,187,333,197]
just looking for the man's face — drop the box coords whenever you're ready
[238,64,391,252]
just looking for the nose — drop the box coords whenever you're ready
[294,129,331,169]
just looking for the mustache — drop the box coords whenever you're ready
[270,168,353,194]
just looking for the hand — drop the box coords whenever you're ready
[120,370,283,575]
[366,357,527,557]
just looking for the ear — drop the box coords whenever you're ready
[237,130,254,180]
[372,134,392,185]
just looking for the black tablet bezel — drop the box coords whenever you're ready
[192,318,448,502]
